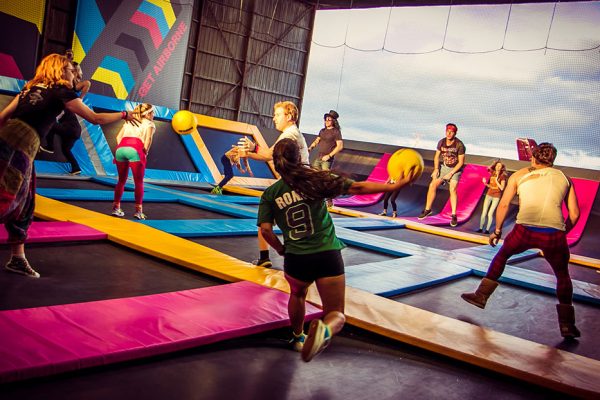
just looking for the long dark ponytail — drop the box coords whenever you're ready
[273,139,347,200]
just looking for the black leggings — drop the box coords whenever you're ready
[46,112,81,172]
[217,154,234,187]
[382,189,400,211]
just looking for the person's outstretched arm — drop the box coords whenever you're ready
[565,178,580,231]
[65,98,138,125]
[308,136,321,152]
[348,168,417,195]
[259,222,285,255]
[489,170,519,246]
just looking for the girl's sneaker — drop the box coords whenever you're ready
[111,207,125,217]
[301,319,331,362]
[290,332,306,352]
[134,211,147,220]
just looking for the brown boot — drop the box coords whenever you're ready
[461,278,499,309]
[556,304,581,339]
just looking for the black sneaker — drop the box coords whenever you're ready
[69,170,81,176]
[475,228,483,233]
[252,258,272,268]
[418,209,432,219]
[39,145,54,154]
[5,257,40,278]
[378,211,387,216]
[450,214,458,227]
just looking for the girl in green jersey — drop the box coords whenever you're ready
[258,138,417,362]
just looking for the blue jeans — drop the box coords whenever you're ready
[479,194,500,230]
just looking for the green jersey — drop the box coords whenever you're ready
[257,178,353,255]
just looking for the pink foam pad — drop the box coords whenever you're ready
[0,221,107,244]
[562,177,599,246]
[402,164,488,225]
[0,281,322,383]
[334,153,391,207]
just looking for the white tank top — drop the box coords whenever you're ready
[277,124,309,164]
[121,119,155,141]
[516,167,570,230]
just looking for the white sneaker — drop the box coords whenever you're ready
[5,257,40,278]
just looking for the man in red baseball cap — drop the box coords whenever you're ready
[418,123,466,227]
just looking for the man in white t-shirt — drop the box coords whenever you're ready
[239,101,309,267]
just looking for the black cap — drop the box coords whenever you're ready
[324,110,339,120]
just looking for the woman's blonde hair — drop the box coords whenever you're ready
[24,54,71,90]
[135,103,154,118]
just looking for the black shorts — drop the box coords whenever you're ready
[284,249,345,283]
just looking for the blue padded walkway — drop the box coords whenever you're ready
[345,256,471,297]
[454,244,540,264]
[91,177,258,218]
[334,227,600,305]
[37,187,259,204]
[36,188,177,202]
[140,218,405,237]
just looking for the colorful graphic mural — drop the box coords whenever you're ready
[0,1,46,80]
[73,0,192,109]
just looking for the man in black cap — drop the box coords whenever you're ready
[308,110,344,207]
[308,110,343,172]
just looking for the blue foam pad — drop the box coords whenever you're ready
[470,263,600,305]
[140,219,261,237]
[455,245,540,263]
[142,182,258,218]
[90,178,259,218]
[177,197,257,218]
[34,161,74,174]
[92,176,136,190]
[333,218,405,230]
[335,227,600,305]
[141,218,401,238]
[345,256,471,297]
[37,188,177,202]
[202,195,259,205]
[334,226,441,258]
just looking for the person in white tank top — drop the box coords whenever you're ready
[461,143,581,339]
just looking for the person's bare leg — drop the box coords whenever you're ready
[424,179,442,210]
[285,273,311,335]
[11,243,25,258]
[258,230,269,251]
[315,274,346,335]
[301,274,346,361]
[449,180,459,215]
